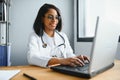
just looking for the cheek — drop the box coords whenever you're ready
[43,19,49,26]
[56,21,59,24]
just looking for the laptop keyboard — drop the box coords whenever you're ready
[76,63,89,71]
[50,63,91,78]
[54,63,89,73]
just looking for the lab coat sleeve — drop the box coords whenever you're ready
[61,32,76,58]
[27,33,51,67]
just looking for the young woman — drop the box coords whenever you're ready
[27,3,89,67]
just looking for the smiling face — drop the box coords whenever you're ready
[43,8,59,33]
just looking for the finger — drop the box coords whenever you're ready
[83,56,90,63]
[77,55,85,63]
[70,58,83,66]
[79,55,90,63]
[72,58,85,66]
[80,55,85,62]
[74,59,82,66]
[69,62,76,67]
[76,58,85,66]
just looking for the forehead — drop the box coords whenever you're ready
[45,8,58,15]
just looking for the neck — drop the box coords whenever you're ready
[44,30,55,37]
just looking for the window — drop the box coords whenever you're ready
[77,0,120,42]
[77,0,94,42]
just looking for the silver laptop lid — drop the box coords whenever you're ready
[89,17,120,73]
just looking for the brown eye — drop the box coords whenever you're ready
[45,15,60,20]
[55,16,60,20]
[47,15,53,19]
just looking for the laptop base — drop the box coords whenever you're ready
[50,63,114,78]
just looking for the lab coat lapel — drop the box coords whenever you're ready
[54,32,67,58]
[42,32,54,48]
[54,32,63,46]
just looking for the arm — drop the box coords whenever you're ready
[47,57,86,67]
[27,33,52,67]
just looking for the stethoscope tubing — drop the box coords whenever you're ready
[41,30,66,48]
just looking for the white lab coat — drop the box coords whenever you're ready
[27,31,75,67]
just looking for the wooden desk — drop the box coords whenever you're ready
[0,60,120,80]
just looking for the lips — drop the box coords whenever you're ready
[50,23,57,27]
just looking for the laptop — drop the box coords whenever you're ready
[50,17,120,78]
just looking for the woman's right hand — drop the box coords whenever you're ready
[59,57,85,67]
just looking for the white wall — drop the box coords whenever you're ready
[9,0,74,65]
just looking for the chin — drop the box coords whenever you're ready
[49,28,55,31]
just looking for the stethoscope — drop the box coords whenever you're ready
[41,31,66,48]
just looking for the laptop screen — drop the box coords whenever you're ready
[89,17,120,73]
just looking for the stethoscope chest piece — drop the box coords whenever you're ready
[42,43,47,48]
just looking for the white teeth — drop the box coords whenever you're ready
[51,24,56,26]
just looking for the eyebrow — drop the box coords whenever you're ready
[47,14,58,16]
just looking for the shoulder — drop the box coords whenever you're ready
[57,31,68,38]
[29,32,39,37]
[28,32,40,41]
[56,31,69,42]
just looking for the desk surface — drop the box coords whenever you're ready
[0,60,120,80]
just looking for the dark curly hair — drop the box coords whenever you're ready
[33,3,62,37]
